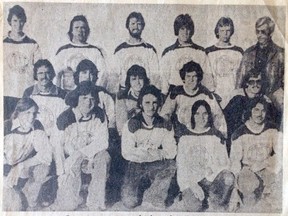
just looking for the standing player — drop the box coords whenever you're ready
[52,15,108,91]
[160,14,214,95]
[4,5,42,119]
[236,16,284,95]
[110,12,160,93]
[205,17,243,106]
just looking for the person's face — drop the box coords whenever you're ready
[72,20,87,43]
[79,69,94,83]
[37,66,53,87]
[194,105,209,129]
[218,25,232,43]
[10,15,24,33]
[130,75,144,93]
[128,17,143,38]
[250,103,266,124]
[246,75,262,96]
[141,94,158,117]
[18,106,37,130]
[78,93,95,116]
[256,24,271,46]
[178,26,191,43]
[184,71,199,90]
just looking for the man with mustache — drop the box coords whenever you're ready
[52,15,108,91]
[224,69,280,154]
[230,98,282,212]
[236,16,284,95]
[110,12,160,93]
[23,59,67,176]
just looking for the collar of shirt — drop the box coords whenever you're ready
[72,107,96,122]
[175,39,193,48]
[256,39,273,51]
[126,38,146,46]
[127,89,138,101]
[32,83,59,96]
[10,118,33,134]
[7,31,27,41]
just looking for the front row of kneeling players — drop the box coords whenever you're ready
[3,58,282,212]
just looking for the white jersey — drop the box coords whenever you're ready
[52,42,108,91]
[3,34,42,98]
[177,128,229,191]
[230,123,282,175]
[160,85,227,137]
[110,40,160,93]
[160,40,214,94]
[205,44,243,106]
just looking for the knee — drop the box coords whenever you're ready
[237,169,260,195]
[32,164,50,182]
[221,170,235,186]
[121,190,139,209]
[122,196,139,209]
[93,150,111,165]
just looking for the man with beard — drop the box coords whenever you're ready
[109,12,160,93]
[224,69,280,155]
[236,16,284,95]
[52,15,108,91]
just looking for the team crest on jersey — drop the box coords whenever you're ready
[175,54,193,72]
[71,131,94,150]
[215,55,237,78]
[247,142,271,162]
[7,51,30,74]
[66,53,88,72]
[122,55,146,75]
[188,145,209,172]
[37,105,55,129]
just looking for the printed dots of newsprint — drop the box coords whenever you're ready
[2,1,286,214]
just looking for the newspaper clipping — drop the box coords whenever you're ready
[1,1,286,215]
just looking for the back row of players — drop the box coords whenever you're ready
[3,5,283,212]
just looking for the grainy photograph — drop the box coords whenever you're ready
[2,1,286,214]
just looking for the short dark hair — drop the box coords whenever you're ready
[11,98,39,120]
[68,15,90,42]
[8,5,27,25]
[33,59,56,81]
[179,60,203,82]
[241,68,268,93]
[242,97,268,123]
[191,100,213,129]
[74,59,98,85]
[125,65,150,90]
[174,14,194,37]
[137,85,162,110]
[214,17,234,39]
[126,12,145,30]
[65,81,99,108]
